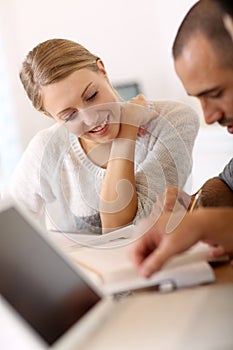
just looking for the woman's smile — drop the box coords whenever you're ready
[89,115,110,135]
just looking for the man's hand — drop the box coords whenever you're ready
[129,208,233,278]
[129,210,202,277]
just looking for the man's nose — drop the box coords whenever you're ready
[200,99,222,124]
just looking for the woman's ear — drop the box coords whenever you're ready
[96,59,111,85]
[96,59,107,76]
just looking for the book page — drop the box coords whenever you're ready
[68,241,216,295]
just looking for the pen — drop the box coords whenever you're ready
[189,188,203,212]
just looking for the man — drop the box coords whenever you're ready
[129,0,233,277]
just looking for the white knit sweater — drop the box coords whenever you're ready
[5,100,199,233]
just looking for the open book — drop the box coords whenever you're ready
[51,225,216,295]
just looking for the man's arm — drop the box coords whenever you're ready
[198,177,233,207]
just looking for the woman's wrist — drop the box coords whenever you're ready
[109,138,136,162]
[118,123,138,140]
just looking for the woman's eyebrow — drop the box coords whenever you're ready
[81,81,93,98]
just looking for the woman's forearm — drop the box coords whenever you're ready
[100,125,138,232]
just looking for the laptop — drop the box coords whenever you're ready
[0,199,128,349]
[1,200,233,350]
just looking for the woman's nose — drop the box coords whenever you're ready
[79,107,99,128]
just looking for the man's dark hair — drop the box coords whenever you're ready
[215,0,233,18]
[172,0,233,68]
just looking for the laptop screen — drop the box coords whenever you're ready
[0,207,101,345]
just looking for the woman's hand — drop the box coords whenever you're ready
[120,94,158,134]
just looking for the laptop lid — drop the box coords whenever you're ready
[0,201,102,348]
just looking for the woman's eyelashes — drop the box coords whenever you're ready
[64,110,78,123]
[86,90,98,101]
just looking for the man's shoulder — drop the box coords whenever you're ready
[225,157,233,169]
[219,157,233,181]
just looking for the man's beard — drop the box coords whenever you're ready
[218,115,233,126]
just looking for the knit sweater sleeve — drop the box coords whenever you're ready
[134,100,200,221]
[3,126,57,223]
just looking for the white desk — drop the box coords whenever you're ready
[80,265,233,350]
[52,231,233,350]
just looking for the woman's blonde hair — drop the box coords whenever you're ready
[19,38,100,112]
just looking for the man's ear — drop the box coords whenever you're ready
[224,15,233,41]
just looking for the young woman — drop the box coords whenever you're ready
[6,38,199,234]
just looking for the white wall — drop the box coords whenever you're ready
[0,0,200,150]
[185,124,233,194]
[1,0,232,193]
